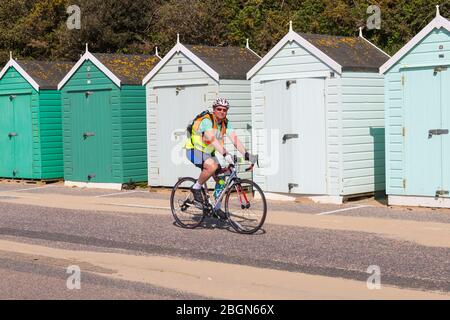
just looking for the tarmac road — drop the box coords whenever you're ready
[0,183,448,299]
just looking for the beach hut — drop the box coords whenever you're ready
[58,46,160,190]
[247,23,390,203]
[142,37,260,187]
[0,55,73,180]
[380,7,450,207]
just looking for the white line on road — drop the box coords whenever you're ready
[108,203,171,210]
[0,185,55,194]
[94,190,146,198]
[0,195,40,199]
[316,205,372,216]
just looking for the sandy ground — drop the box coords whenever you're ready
[0,239,447,300]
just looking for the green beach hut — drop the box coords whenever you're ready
[58,46,160,190]
[0,55,73,180]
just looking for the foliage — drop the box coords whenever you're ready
[0,0,448,64]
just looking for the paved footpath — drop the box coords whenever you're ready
[0,182,448,299]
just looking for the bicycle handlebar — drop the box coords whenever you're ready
[222,155,258,173]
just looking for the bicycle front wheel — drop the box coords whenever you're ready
[170,177,205,228]
[225,179,267,234]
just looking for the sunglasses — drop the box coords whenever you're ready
[214,107,228,112]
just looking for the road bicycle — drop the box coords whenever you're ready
[170,156,267,234]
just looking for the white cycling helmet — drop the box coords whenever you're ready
[213,97,230,108]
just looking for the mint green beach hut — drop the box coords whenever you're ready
[380,7,450,208]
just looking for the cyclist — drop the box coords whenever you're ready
[185,97,257,218]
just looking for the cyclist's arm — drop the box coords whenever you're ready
[227,131,247,156]
[203,129,228,155]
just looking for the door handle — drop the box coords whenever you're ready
[428,129,449,138]
[83,132,95,139]
[286,80,297,89]
[173,131,186,137]
[282,134,299,144]
[435,190,449,197]
[288,183,298,193]
[8,132,18,138]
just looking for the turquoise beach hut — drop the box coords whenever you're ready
[380,7,450,207]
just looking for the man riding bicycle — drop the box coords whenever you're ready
[185,97,257,219]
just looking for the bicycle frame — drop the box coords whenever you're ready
[203,159,253,213]
[203,167,238,212]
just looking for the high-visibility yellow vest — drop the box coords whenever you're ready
[185,112,228,154]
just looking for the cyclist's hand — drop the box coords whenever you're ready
[245,152,258,164]
[224,153,235,165]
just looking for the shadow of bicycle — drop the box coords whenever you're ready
[172,217,267,235]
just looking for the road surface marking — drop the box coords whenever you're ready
[94,191,145,198]
[316,205,372,216]
[0,185,55,194]
[108,203,171,210]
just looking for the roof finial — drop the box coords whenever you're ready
[9,51,12,61]
[359,27,363,38]
[177,33,180,44]
[436,5,440,17]
[244,38,262,58]
[86,43,89,53]
[289,20,293,32]
[155,46,161,59]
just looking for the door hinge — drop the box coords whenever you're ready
[282,133,299,144]
[428,129,449,139]
[402,127,406,137]
[175,86,185,95]
[435,190,449,197]
[434,66,447,75]
[402,179,406,189]
[83,132,95,139]
[401,75,405,86]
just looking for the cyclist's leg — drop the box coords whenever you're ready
[186,149,219,204]
[198,158,219,185]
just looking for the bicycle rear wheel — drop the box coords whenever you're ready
[225,179,267,234]
[170,177,205,228]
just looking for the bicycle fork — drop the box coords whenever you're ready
[236,185,251,209]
